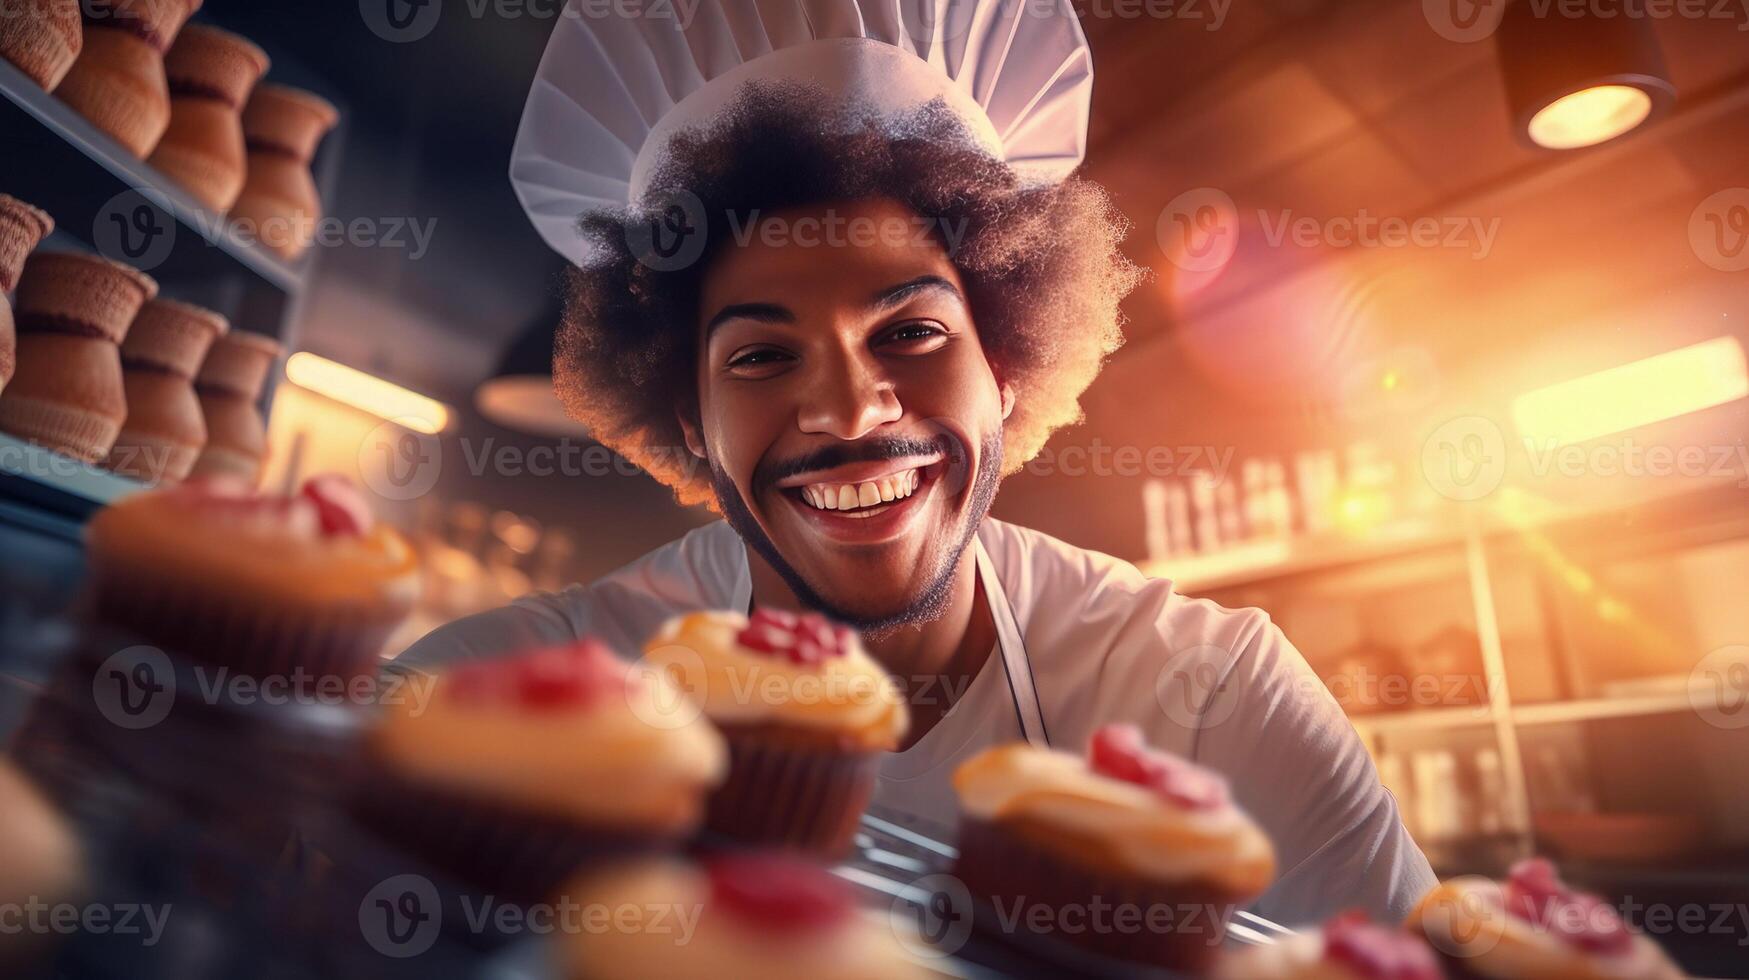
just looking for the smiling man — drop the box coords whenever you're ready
[396,0,1435,925]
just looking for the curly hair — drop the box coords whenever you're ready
[556,83,1142,509]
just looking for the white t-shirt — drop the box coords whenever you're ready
[392,518,1436,926]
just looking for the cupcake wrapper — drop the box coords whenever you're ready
[703,729,880,858]
[0,394,121,461]
[0,8,82,91]
[952,817,1245,973]
[353,773,670,903]
[86,558,398,691]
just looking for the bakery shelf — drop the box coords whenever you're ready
[1511,690,1702,727]
[0,56,303,302]
[0,432,142,521]
[1349,704,1495,739]
[1141,517,1464,593]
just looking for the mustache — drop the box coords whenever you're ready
[755,432,960,493]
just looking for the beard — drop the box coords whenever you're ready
[709,428,1003,639]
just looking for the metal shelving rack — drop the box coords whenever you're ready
[0,40,331,541]
[1146,477,1749,851]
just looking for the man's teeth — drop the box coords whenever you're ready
[801,469,921,511]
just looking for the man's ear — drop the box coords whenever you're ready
[999,380,1016,421]
[676,408,708,460]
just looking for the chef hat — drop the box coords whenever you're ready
[509,0,1094,265]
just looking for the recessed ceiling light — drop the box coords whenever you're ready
[1496,3,1675,150]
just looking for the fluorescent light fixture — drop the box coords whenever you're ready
[1512,337,1749,445]
[285,352,452,434]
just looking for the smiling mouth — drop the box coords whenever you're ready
[797,468,922,515]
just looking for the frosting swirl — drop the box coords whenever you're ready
[374,641,727,832]
[643,610,908,750]
[953,739,1276,894]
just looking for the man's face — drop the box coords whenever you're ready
[685,198,1011,632]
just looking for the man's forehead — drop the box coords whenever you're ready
[699,199,964,312]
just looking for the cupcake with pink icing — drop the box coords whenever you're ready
[84,474,419,687]
[559,854,930,980]
[365,639,727,899]
[1215,911,1446,979]
[951,724,1276,972]
[643,608,909,857]
[1409,859,1686,979]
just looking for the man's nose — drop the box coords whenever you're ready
[796,353,902,440]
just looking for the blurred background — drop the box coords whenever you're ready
[3,0,1748,970]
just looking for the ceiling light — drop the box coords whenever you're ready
[1512,337,1748,445]
[1496,2,1675,150]
[285,352,453,434]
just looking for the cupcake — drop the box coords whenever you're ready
[951,724,1276,972]
[1215,912,1445,979]
[1409,859,1686,979]
[643,608,909,857]
[363,639,727,900]
[84,474,420,688]
[0,760,85,974]
[558,854,930,980]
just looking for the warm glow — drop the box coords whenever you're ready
[1511,337,1749,446]
[1526,85,1653,149]
[285,353,452,434]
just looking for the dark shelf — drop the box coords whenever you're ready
[0,57,303,308]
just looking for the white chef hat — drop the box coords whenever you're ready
[509,0,1094,265]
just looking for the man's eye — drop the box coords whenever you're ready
[879,322,949,349]
[726,347,792,371]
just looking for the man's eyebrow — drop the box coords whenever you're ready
[870,275,963,311]
[705,301,794,334]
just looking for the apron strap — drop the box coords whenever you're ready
[976,540,1050,749]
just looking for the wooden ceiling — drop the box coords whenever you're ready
[1074,0,1749,362]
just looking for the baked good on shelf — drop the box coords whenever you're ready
[0,251,157,461]
[1214,911,1445,979]
[643,607,909,856]
[951,724,1276,972]
[364,639,727,900]
[0,759,85,974]
[104,297,228,483]
[84,474,419,686]
[558,855,930,980]
[1409,858,1686,979]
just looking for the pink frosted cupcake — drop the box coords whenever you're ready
[643,608,909,857]
[84,474,419,687]
[1409,859,1686,979]
[952,724,1276,972]
[1215,912,1446,979]
[364,639,727,900]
